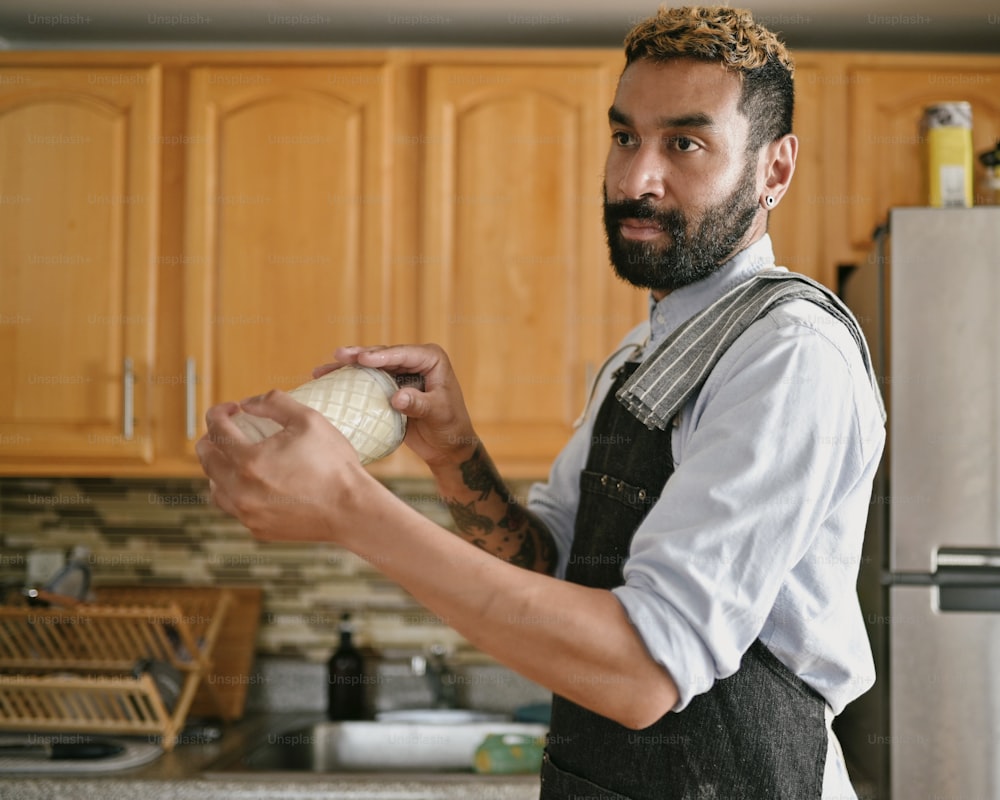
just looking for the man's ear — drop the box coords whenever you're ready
[758,133,797,208]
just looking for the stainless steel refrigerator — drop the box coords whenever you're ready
[837,206,1000,799]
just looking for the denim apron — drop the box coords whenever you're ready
[540,362,828,800]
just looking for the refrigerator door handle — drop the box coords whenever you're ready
[936,547,1000,570]
[933,547,1000,612]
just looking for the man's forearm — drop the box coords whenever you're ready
[334,479,679,730]
[432,443,558,575]
[196,390,677,731]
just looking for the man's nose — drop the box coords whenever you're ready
[618,145,667,200]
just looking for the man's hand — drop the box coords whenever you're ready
[315,344,479,472]
[320,343,558,575]
[195,390,371,543]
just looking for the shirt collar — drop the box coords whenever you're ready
[647,234,779,350]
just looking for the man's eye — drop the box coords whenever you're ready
[613,131,637,146]
[671,136,700,152]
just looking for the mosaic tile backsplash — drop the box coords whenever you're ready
[0,475,539,663]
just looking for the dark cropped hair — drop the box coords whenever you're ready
[623,5,795,152]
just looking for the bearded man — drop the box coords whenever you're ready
[198,7,886,798]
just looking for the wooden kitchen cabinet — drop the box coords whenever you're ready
[182,62,411,464]
[0,65,160,465]
[4,50,997,477]
[417,54,647,475]
[846,58,1000,250]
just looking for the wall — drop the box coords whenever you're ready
[0,475,539,662]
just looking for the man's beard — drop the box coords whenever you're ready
[603,162,760,293]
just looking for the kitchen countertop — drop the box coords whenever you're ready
[0,777,541,800]
[0,713,541,800]
[0,712,878,799]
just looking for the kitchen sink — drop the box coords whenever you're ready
[205,712,548,773]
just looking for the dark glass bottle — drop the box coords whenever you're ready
[327,613,366,720]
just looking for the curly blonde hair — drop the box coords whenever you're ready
[624,5,795,150]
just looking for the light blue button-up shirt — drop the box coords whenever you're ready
[528,234,885,797]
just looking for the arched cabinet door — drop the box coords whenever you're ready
[848,62,1000,249]
[0,66,160,465]
[182,63,412,468]
[419,56,646,477]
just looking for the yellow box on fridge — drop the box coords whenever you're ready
[922,102,974,207]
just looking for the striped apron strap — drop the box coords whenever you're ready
[615,268,885,431]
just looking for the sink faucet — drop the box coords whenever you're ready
[411,643,458,709]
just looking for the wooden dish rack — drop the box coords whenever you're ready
[0,586,233,751]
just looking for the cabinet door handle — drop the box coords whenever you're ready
[185,357,197,441]
[123,357,135,441]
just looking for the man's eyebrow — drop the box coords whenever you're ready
[608,105,720,133]
[608,105,631,126]
[658,112,720,132]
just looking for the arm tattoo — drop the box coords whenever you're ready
[443,444,557,573]
[460,446,503,500]
[446,499,494,534]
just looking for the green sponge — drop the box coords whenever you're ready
[473,733,545,774]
